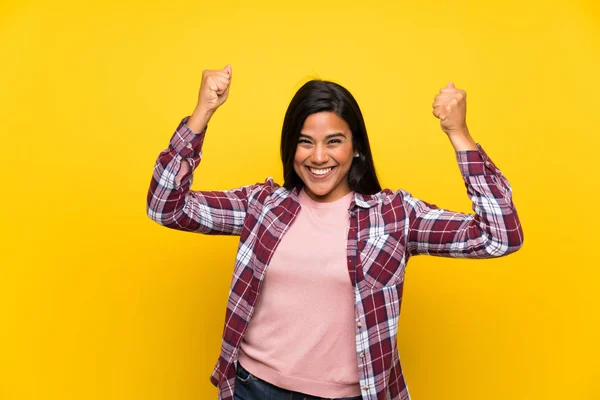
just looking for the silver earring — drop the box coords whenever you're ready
[354,153,360,158]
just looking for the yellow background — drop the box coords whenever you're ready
[1,1,599,399]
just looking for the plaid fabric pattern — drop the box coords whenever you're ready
[147,117,524,400]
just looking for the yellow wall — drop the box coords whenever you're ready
[1,1,599,399]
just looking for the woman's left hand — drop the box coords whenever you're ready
[432,82,468,136]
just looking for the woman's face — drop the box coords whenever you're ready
[293,111,357,202]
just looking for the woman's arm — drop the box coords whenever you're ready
[403,145,524,257]
[146,114,256,236]
[147,65,257,235]
[403,82,524,257]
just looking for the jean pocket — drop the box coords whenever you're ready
[235,362,255,385]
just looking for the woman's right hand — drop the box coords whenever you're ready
[195,64,232,116]
[188,64,232,133]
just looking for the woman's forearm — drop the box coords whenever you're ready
[447,126,479,151]
[186,107,213,134]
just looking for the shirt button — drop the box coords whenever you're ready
[359,352,365,358]
[362,385,369,391]
[186,143,193,149]
[357,321,362,328]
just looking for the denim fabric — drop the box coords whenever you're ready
[233,362,363,400]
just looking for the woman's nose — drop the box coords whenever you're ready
[310,145,328,164]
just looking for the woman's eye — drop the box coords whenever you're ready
[298,139,312,144]
[328,139,342,144]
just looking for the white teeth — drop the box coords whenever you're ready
[309,167,332,175]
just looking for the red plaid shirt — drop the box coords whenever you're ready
[147,116,524,400]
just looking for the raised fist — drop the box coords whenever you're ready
[432,82,467,136]
[196,64,232,115]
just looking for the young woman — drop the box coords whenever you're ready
[147,65,524,400]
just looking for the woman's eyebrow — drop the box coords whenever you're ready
[299,132,346,139]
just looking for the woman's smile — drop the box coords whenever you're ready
[306,166,335,179]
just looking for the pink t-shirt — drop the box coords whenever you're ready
[237,188,361,398]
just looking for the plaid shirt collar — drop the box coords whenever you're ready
[288,184,380,210]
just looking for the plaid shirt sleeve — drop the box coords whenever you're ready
[146,116,257,236]
[403,144,524,257]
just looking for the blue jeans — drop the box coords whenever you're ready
[234,362,363,400]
